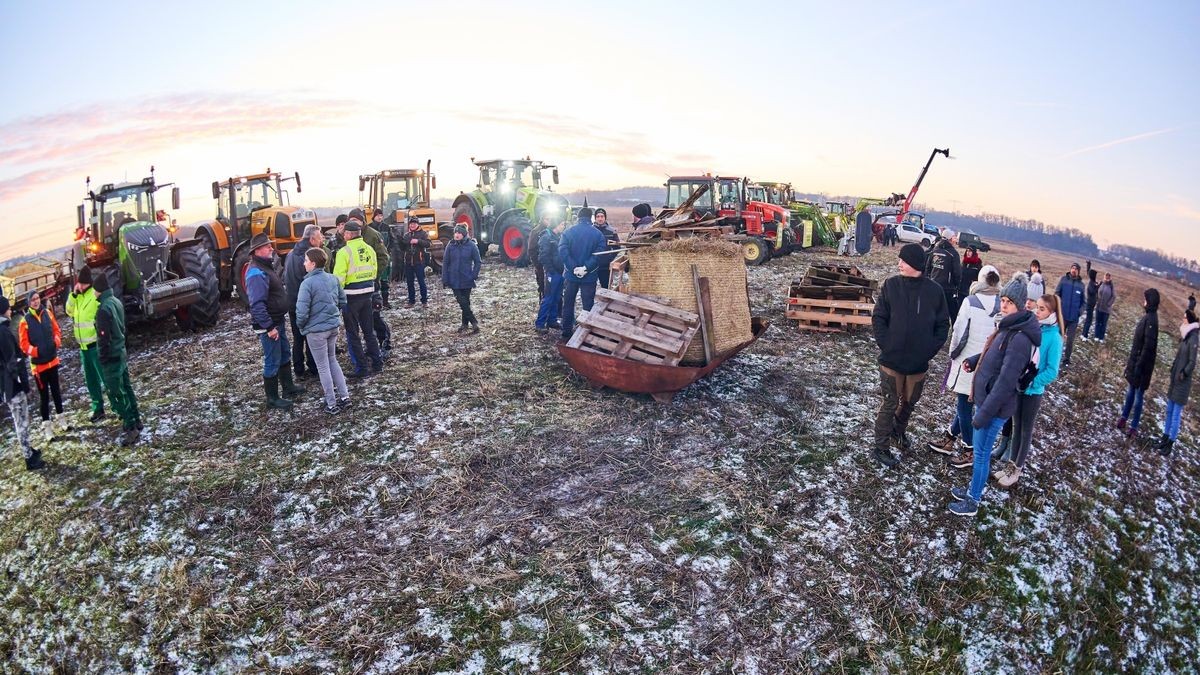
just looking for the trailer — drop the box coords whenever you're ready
[0,258,69,311]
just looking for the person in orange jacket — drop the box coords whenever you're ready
[18,290,65,441]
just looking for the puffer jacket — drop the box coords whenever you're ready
[1096,281,1116,313]
[872,274,950,375]
[947,289,1001,395]
[1056,273,1085,323]
[559,218,608,284]
[295,268,346,335]
[539,229,563,275]
[1125,289,1160,390]
[967,310,1041,424]
[441,238,481,289]
[1025,322,1063,396]
[1169,323,1199,404]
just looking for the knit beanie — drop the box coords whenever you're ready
[92,270,110,293]
[898,243,926,271]
[594,208,607,218]
[632,203,652,219]
[1001,274,1028,308]
[0,296,9,315]
[77,266,93,286]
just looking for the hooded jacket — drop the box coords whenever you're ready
[924,238,962,293]
[947,286,1001,395]
[1056,272,1086,323]
[872,274,950,375]
[1168,323,1198,404]
[968,310,1041,424]
[441,237,481,290]
[1085,263,1100,308]
[1096,280,1116,313]
[0,315,30,402]
[559,217,608,284]
[1124,289,1160,390]
[1025,322,1063,396]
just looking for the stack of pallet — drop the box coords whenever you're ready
[786,262,879,332]
[568,288,701,366]
[625,184,735,245]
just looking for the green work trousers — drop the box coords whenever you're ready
[99,360,140,429]
[80,346,105,415]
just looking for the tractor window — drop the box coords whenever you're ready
[382,177,420,211]
[98,188,153,236]
[234,179,281,217]
[666,182,712,210]
[717,180,739,208]
[746,186,766,203]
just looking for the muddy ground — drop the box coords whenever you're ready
[1,237,1197,673]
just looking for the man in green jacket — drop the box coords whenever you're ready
[64,266,106,421]
[93,272,141,446]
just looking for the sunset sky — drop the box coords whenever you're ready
[2,0,1198,262]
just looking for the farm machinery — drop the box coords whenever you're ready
[74,168,220,329]
[451,158,571,266]
[189,169,318,302]
[359,161,446,271]
[663,174,796,265]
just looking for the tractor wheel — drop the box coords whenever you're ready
[233,248,252,308]
[197,229,230,300]
[173,245,221,329]
[497,215,532,267]
[452,202,488,256]
[779,225,797,256]
[438,224,455,243]
[742,237,769,266]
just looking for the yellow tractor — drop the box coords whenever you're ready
[358,160,446,270]
[188,169,319,303]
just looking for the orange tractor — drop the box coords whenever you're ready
[358,161,447,271]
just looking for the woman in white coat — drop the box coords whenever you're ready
[929,266,1003,455]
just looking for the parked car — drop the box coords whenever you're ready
[896,221,934,246]
[958,231,991,252]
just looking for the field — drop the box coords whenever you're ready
[1,235,1197,673]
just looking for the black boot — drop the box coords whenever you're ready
[264,376,294,410]
[873,445,900,468]
[468,318,480,334]
[25,449,45,471]
[278,363,304,399]
[89,408,106,423]
[1158,438,1175,456]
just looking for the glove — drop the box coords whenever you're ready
[573,266,587,278]
[371,292,383,310]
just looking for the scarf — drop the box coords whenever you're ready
[1181,322,1199,339]
[1039,312,1058,327]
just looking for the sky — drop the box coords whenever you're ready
[1,0,1198,262]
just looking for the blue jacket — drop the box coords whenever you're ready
[1055,273,1085,323]
[969,310,1041,424]
[295,269,346,335]
[441,238,481,289]
[559,218,607,284]
[245,255,288,331]
[539,229,564,275]
[1025,323,1063,395]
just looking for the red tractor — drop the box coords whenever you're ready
[664,174,795,265]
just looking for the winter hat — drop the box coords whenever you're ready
[453,224,468,237]
[373,208,385,218]
[577,206,593,221]
[594,208,607,218]
[898,243,926,271]
[91,270,110,293]
[0,296,9,315]
[408,216,420,225]
[77,266,93,286]
[349,208,365,221]
[335,214,349,226]
[344,221,362,232]
[1001,274,1028,308]
[632,203,652,219]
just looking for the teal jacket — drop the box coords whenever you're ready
[1025,323,1063,395]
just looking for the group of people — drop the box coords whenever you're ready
[871,242,1197,517]
[526,205,621,341]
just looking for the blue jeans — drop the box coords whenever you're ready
[1121,386,1146,430]
[561,278,597,339]
[1095,311,1110,341]
[1165,400,1185,440]
[537,272,564,328]
[955,394,974,447]
[406,265,428,304]
[1082,304,1096,337]
[259,328,291,378]
[968,416,1007,501]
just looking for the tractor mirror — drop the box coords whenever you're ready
[358,177,366,193]
[211,181,220,200]
[294,172,302,193]
[431,175,437,190]
[77,204,85,230]
[552,169,560,184]
[172,187,181,210]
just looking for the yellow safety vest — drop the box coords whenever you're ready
[65,289,100,347]
[335,238,377,291]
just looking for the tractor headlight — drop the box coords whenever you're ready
[499,183,512,194]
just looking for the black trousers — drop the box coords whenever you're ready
[344,293,382,371]
[289,311,318,375]
[35,365,63,421]
[452,288,476,325]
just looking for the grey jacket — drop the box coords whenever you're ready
[1169,325,1199,404]
[1096,281,1116,313]
[295,269,346,335]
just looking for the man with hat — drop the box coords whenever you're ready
[93,269,142,445]
[245,233,303,409]
[1055,262,1086,367]
[65,266,106,421]
[0,295,42,469]
[558,205,608,341]
[592,208,620,290]
[398,216,432,307]
[334,220,384,376]
[870,243,950,467]
[632,203,655,230]
[924,229,962,323]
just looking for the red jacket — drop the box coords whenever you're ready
[962,251,982,266]
[19,307,62,375]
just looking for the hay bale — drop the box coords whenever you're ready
[628,239,752,363]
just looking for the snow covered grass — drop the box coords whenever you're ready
[0,240,1197,672]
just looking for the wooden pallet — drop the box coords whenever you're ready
[791,284,874,302]
[803,266,879,291]
[568,288,700,366]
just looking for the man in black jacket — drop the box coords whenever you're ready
[397,216,431,307]
[925,234,962,323]
[284,225,323,378]
[593,208,620,289]
[871,243,950,467]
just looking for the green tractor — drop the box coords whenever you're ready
[74,169,221,330]
[451,158,571,266]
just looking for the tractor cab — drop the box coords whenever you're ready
[757,182,794,207]
[664,175,794,265]
[360,163,447,266]
[452,157,567,266]
[81,176,180,272]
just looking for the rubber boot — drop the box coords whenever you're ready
[1158,438,1175,456]
[468,318,480,335]
[278,362,304,399]
[264,376,294,410]
[25,449,45,471]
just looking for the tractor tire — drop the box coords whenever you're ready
[780,225,797,256]
[438,224,455,243]
[197,229,231,300]
[497,215,533,267]
[452,201,488,256]
[233,248,252,308]
[173,245,221,329]
[742,237,769,266]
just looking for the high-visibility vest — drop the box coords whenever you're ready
[65,289,100,347]
[336,238,377,290]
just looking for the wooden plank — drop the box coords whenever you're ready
[795,323,846,333]
[691,265,714,364]
[785,297,876,311]
[786,310,874,325]
[577,312,685,354]
[806,267,877,288]
[613,312,653,359]
[595,288,699,324]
